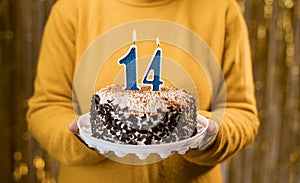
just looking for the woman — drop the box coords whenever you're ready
[27,0,259,182]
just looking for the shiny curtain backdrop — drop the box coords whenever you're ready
[0,0,57,182]
[224,0,300,183]
[0,0,299,183]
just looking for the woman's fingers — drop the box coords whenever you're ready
[68,120,79,134]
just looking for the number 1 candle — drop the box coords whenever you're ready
[118,30,140,90]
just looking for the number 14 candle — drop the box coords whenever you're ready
[118,30,164,91]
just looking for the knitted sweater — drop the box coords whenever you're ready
[27,0,260,182]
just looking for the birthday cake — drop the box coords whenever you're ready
[89,84,197,145]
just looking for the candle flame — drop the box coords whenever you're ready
[133,30,137,44]
[156,37,160,47]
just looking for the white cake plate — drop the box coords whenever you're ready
[78,113,208,160]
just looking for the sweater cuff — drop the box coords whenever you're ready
[64,129,106,166]
[181,125,223,166]
[198,110,212,119]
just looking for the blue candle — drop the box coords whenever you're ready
[118,30,140,90]
[118,32,164,91]
[142,37,164,91]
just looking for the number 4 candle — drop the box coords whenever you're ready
[142,37,164,91]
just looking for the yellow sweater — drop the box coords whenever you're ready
[27,0,260,182]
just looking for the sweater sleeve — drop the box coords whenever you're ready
[182,0,260,166]
[26,1,105,166]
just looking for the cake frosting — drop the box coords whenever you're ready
[90,84,197,145]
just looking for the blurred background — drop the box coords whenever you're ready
[0,0,299,182]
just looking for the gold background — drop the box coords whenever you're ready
[0,0,299,182]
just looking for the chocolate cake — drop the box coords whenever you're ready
[90,84,197,145]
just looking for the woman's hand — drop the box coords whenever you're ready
[198,117,219,150]
[68,120,79,134]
